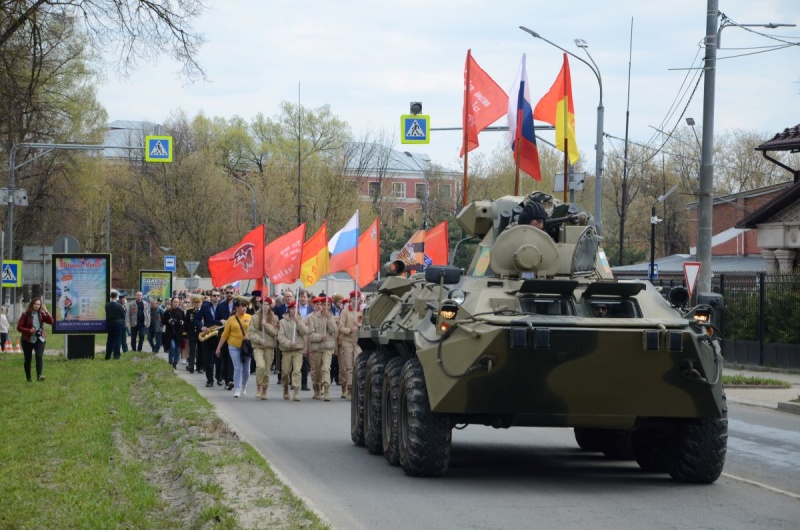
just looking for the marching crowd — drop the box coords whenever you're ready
[105,287,367,401]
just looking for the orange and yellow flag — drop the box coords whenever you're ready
[300,221,328,287]
[533,53,579,165]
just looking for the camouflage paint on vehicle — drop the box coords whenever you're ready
[355,192,727,481]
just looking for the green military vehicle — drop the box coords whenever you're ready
[351,193,727,483]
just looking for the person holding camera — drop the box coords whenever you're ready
[17,297,54,382]
[162,297,185,369]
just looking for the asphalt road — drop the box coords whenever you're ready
[178,369,800,530]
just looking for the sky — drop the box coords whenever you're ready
[96,0,800,174]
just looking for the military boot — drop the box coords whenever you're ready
[341,384,349,399]
[293,387,301,401]
[323,383,330,401]
[313,383,321,400]
[283,384,290,400]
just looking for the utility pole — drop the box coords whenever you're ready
[697,0,719,295]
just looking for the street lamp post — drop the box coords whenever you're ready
[685,118,702,149]
[520,27,605,237]
[230,175,258,229]
[575,39,605,238]
[650,185,678,282]
[696,2,795,294]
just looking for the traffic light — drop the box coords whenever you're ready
[409,102,422,115]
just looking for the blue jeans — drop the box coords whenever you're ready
[229,345,250,393]
[168,339,180,366]
[148,329,162,353]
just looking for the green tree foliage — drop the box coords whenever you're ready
[0,13,107,259]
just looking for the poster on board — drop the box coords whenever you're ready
[51,254,111,334]
[139,271,173,302]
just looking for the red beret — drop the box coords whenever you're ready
[288,301,297,309]
[350,290,361,298]
[311,296,325,304]
[327,296,334,305]
[262,296,274,305]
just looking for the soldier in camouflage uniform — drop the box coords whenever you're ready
[336,290,362,400]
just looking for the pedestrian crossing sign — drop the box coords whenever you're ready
[145,135,173,163]
[1,260,22,287]
[400,114,430,144]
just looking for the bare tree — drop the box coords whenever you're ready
[0,0,207,79]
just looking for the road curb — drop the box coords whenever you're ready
[723,384,788,389]
[727,395,777,411]
[777,401,800,415]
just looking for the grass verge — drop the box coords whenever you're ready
[722,374,792,388]
[0,352,328,529]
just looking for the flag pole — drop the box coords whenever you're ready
[354,210,359,296]
[462,49,471,209]
[562,54,569,203]
[514,61,522,196]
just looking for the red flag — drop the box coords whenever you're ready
[461,49,509,156]
[424,220,449,266]
[263,224,306,285]
[346,218,380,288]
[207,225,265,287]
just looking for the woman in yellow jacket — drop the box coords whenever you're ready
[216,297,252,398]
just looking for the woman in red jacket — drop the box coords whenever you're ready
[17,297,55,382]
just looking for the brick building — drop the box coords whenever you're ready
[736,125,800,273]
[345,144,458,226]
[686,182,792,256]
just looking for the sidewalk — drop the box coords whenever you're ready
[724,364,800,415]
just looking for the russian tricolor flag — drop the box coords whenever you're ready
[507,54,542,181]
[328,211,359,273]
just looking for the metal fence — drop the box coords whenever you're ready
[653,273,800,368]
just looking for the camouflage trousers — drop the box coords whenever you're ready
[253,347,274,388]
[338,341,360,387]
[310,350,333,386]
[281,351,303,389]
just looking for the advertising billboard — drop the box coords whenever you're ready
[139,270,173,302]
[51,254,111,334]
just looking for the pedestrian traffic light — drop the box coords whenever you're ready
[410,102,422,115]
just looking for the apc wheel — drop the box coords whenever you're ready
[574,428,604,452]
[668,393,728,484]
[600,430,634,460]
[350,351,370,447]
[398,358,451,477]
[381,356,406,466]
[364,350,391,455]
[632,429,677,472]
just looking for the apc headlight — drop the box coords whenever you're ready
[694,307,710,323]
[448,289,466,305]
[440,300,459,320]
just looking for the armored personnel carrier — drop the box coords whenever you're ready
[351,193,727,483]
